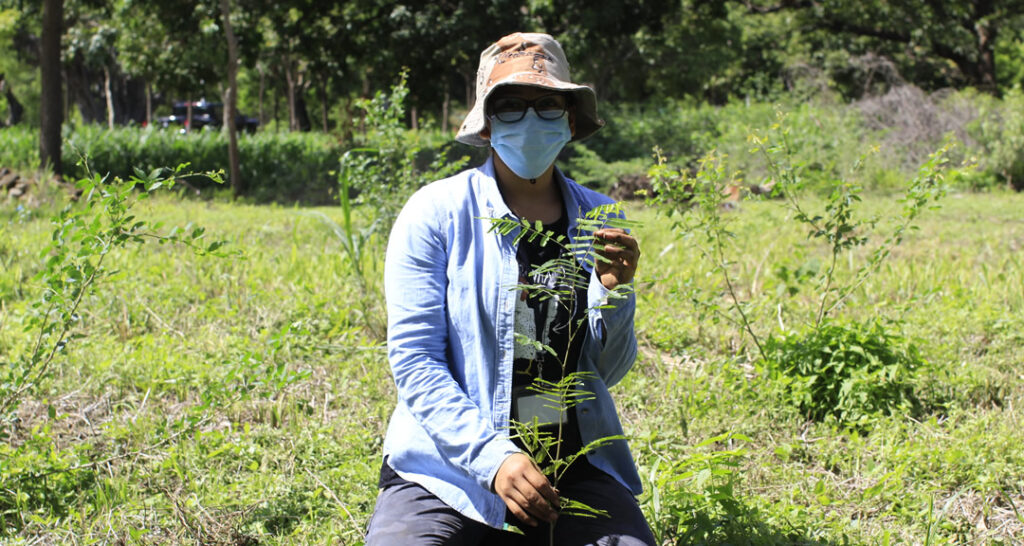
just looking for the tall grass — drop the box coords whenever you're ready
[2,191,1021,543]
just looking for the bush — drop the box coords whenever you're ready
[64,126,346,203]
[0,126,38,171]
[964,88,1024,191]
[763,320,924,426]
[0,125,347,203]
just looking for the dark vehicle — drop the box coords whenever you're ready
[155,99,260,133]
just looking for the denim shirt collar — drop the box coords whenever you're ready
[476,155,591,269]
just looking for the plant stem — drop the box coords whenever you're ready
[2,240,109,414]
[815,248,840,328]
[714,230,767,361]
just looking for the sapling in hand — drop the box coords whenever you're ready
[488,203,638,544]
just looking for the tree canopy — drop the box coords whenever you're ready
[4,0,1024,132]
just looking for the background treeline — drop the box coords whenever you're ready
[2,0,1024,198]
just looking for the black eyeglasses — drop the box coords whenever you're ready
[487,94,569,123]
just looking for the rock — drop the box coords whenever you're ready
[0,172,18,190]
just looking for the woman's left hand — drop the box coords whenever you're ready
[593,228,640,291]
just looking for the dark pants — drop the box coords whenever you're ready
[364,471,656,546]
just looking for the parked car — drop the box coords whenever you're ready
[155,99,260,133]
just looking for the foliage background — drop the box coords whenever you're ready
[2,0,1024,543]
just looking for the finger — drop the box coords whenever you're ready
[596,229,639,253]
[596,244,634,259]
[518,481,558,522]
[525,472,560,511]
[503,488,538,527]
[596,245,639,267]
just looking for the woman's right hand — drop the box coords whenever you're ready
[493,453,560,526]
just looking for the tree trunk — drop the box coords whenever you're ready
[1,75,25,126]
[220,0,242,198]
[441,87,449,134]
[285,56,297,131]
[318,73,328,132]
[273,79,279,130]
[258,64,266,127]
[295,89,312,132]
[975,20,998,96]
[104,66,115,129]
[342,96,353,143]
[145,81,152,127]
[40,0,63,175]
[411,105,418,130]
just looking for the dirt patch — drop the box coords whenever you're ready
[608,173,653,201]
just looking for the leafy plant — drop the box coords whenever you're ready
[324,73,468,278]
[0,160,232,530]
[750,115,955,328]
[314,72,468,338]
[763,320,924,426]
[0,163,228,433]
[487,203,638,543]
[648,147,769,360]
[648,113,959,425]
[645,432,749,544]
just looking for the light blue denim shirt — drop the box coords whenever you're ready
[382,157,642,528]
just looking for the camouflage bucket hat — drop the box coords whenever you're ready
[456,32,603,147]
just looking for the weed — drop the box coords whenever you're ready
[763,320,925,426]
[648,113,959,426]
[0,161,228,531]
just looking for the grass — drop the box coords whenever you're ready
[1,187,1022,544]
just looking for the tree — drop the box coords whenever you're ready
[221,0,241,196]
[40,0,62,174]
[742,0,1024,95]
[531,0,679,101]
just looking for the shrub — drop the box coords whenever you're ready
[763,320,924,426]
[0,126,38,171]
[63,126,346,203]
[964,88,1024,191]
[0,125,347,203]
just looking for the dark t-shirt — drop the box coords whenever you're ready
[509,212,588,461]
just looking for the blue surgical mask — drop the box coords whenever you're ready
[489,109,572,180]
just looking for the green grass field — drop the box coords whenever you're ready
[1,187,1022,544]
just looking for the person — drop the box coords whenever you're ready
[365,32,653,545]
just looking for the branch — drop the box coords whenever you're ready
[742,0,814,14]
[816,18,911,45]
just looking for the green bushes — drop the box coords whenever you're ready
[0,126,347,203]
[0,126,37,171]
[585,88,1023,194]
[3,85,1022,206]
[64,126,346,203]
[965,88,1024,190]
[763,321,924,426]
[648,114,957,428]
